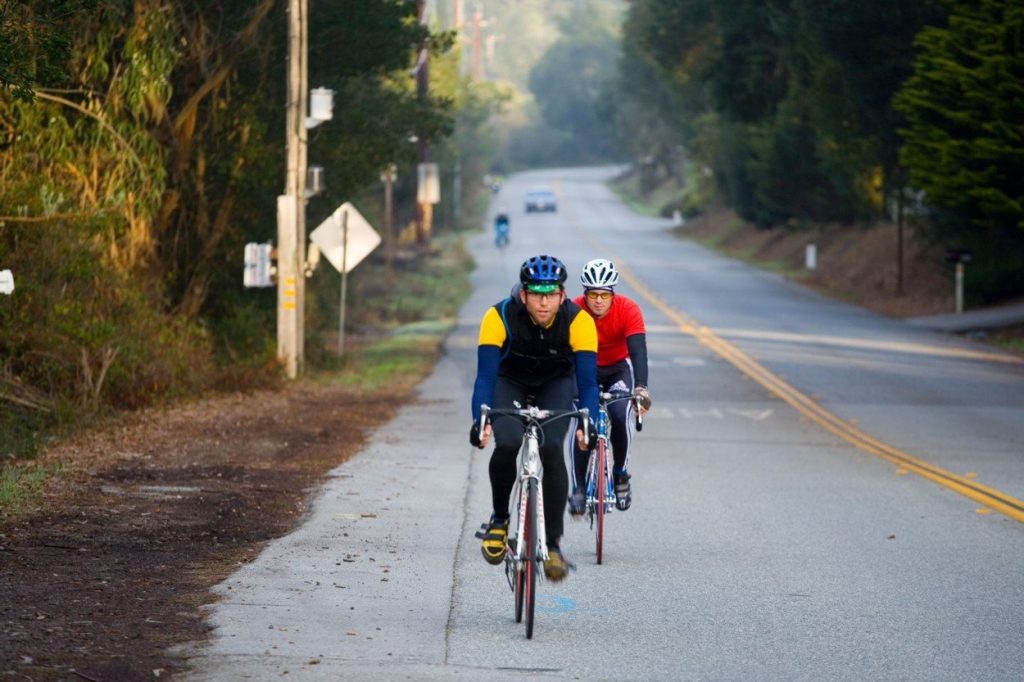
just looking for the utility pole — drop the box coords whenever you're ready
[453,0,464,30]
[470,5,483,80]
[278,0,309,379]
[415,0,432,246]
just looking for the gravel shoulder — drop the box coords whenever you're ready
[1,382,412,680]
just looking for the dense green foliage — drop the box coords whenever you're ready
[0,1,486,457]
[894,0,1024,298]
[613,0,1022,301]
[442,0,623,170]
[525,3,621,165]
[0,0,97,99]
[616,0,942,225]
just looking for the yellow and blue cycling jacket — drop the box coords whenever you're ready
[471,292,599,421]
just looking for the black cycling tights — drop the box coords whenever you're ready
[488,375,574,546]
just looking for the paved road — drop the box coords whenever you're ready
[187,167,1024,680]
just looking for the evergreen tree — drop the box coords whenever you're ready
[894,0,1024,299]
[895,0,1024,235]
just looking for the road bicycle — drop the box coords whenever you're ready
[584,390,643,565]
[475,403,589,639]
[494,222,510,249]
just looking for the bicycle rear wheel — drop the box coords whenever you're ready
[524,478,539,639]
[596,439,607,565]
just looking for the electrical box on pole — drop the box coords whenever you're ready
[306,87,334,129]
[0,269,14,295]
[243,243,275,288]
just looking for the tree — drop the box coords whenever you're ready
[528,34,619,163]
[616,0,943,225]
[894,0,1024,299]
[0,0,458,420]
[0,0,96,100]
[895,0,1024,234]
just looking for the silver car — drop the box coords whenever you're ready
[525,187,557,213]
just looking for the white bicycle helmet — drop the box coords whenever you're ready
[580,258,619,289]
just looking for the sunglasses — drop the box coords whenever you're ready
[585,291,613,301]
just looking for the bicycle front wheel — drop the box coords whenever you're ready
[513,537,525,623]
[596,439,607,565]
[524,478,539,639]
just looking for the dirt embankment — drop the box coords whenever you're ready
[1,383,411,680]
[679,208,956,319]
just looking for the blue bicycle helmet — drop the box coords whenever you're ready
[519,254,567,293]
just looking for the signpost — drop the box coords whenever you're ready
[945,249,972,314]
[310,203,381,355]
[416,162,440,244]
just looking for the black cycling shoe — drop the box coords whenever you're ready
[568,488,585,517]
[480,516,509,565]
[614,473,632,511]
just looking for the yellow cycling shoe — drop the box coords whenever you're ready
[544,547,569,581]
[480,516,508,565]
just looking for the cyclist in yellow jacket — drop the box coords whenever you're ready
[470,254,599,581]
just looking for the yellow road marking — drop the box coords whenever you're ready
[567,206,1024,522]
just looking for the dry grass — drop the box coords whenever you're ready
[678,208,955,319]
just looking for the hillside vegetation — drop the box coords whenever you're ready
[612,171,954,318]
[1,2,509,461]
[599,1,1024,304]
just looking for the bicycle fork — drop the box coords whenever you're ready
[509,434,548,568]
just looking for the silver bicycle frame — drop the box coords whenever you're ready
[508,421,549,565]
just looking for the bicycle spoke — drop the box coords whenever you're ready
[525,479,538,639]
[596,439,606,565]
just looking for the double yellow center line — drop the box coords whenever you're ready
[564,195,1024,522]
[621,262,1024,522]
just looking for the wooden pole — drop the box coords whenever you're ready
[277,0,308,378]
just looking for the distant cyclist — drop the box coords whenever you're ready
[570,258,651,514]
[470,254,599,581]
[494,209,510,248]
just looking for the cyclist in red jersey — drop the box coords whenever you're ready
[569,258,651,513]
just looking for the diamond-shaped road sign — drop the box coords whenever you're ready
[310,203,381,274]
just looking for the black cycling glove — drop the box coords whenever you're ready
[469,421,483,448]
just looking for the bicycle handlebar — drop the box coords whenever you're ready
[479,404,591,444]
[598,391,644,432]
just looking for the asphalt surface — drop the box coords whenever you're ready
[186,167,1024,681]
[908,300,1024,332]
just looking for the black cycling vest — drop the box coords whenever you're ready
[495,295,579,386]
